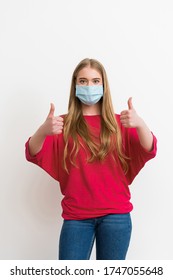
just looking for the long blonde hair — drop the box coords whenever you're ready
[63,58,128,173]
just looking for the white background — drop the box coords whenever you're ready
[0,0,173,260]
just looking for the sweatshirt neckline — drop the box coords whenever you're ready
[83,114,101,117]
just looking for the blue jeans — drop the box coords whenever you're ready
[59,213,132,260]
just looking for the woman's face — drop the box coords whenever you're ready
[76,66,103,86]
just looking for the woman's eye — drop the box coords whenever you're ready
[94,80,100,84]
[79,80,86,84]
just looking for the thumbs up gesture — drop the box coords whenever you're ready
[120,97,143,128]
[41,103,64,136]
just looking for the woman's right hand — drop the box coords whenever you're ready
[28,103,64,156]
[40,103,64,136]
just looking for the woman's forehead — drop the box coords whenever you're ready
[77,66,102,79]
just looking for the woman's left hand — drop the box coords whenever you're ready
[120,97,144,128]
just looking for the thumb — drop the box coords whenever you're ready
[128,97,134,110]
[47,103,55,118]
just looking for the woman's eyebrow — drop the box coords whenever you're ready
[78,77,101,80]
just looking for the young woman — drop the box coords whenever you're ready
[25,58,157,260]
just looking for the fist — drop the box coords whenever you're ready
[41,103,64,136]
[120,97,143,128]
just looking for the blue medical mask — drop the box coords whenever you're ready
[75,85,103,105]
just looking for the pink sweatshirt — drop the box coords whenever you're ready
[25,114,157,220]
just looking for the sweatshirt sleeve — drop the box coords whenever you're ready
[124,127,157,184]
[25,135,59,181]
